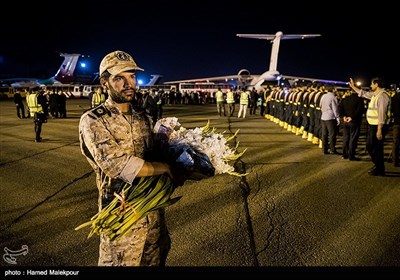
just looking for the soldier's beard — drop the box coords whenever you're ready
[109,88,134,104]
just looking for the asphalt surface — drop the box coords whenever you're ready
[1,99,399,275]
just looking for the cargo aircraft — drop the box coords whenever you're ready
[164,31,348,91]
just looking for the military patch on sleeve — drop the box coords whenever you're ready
[89,105,109,119]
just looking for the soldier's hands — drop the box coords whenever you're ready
[169,167,185,187]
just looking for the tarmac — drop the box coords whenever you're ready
[1,98,399,274]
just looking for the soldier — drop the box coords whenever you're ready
[293,87,305,135]
[306,87,318,142]
[79,50,182,266]
[312,88,325,147]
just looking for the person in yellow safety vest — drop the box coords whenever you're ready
[226,89,235,116]
[91,87,106,108]
[26,89,47,142]
[215,88,226,116]
[349,77,391,176]
[238,89,250,118]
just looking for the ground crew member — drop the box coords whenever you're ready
[91,87,106,108]
[349,77,391,176]
[215,88,226,116]
[238,89,250,118]
[26,89,47,142]
[226,89,235,116]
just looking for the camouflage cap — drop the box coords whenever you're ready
[99,50,144,76]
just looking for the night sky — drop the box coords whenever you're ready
[0,0,398,87]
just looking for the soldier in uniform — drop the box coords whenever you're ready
[79,50,181,266]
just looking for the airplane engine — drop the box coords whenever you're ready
[237,69,252,88]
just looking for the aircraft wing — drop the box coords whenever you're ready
[280,74,349,86]
[0,78,43,88]
[237,33,321,40]
[163,74,253,84]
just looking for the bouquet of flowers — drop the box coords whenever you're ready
[154,117,248,178]
[75,117,248,241]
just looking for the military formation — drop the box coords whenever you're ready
[261,83,399,170]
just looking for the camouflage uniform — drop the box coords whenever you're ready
[79,98,171,266]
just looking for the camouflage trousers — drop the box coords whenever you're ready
[98,209,171,266]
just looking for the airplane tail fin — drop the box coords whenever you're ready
[53,53,82,83]
[144,74,163,86]
[237,31,321,72]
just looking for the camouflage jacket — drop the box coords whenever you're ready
[79,98,154,209]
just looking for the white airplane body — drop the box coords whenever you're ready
[0,53,84,88]
[164,31,347,91]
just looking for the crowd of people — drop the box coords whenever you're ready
[259,80,399,175]
[12,76,400,171]
[13,88,70,142]
[12,89,60,141]
[79,52,399,266]
[9,52,399,266]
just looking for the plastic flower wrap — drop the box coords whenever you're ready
[153,117,248,178]
[75,117,247,241]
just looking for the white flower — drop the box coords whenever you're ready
[76,118,248,241]
[154,117,246,176]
